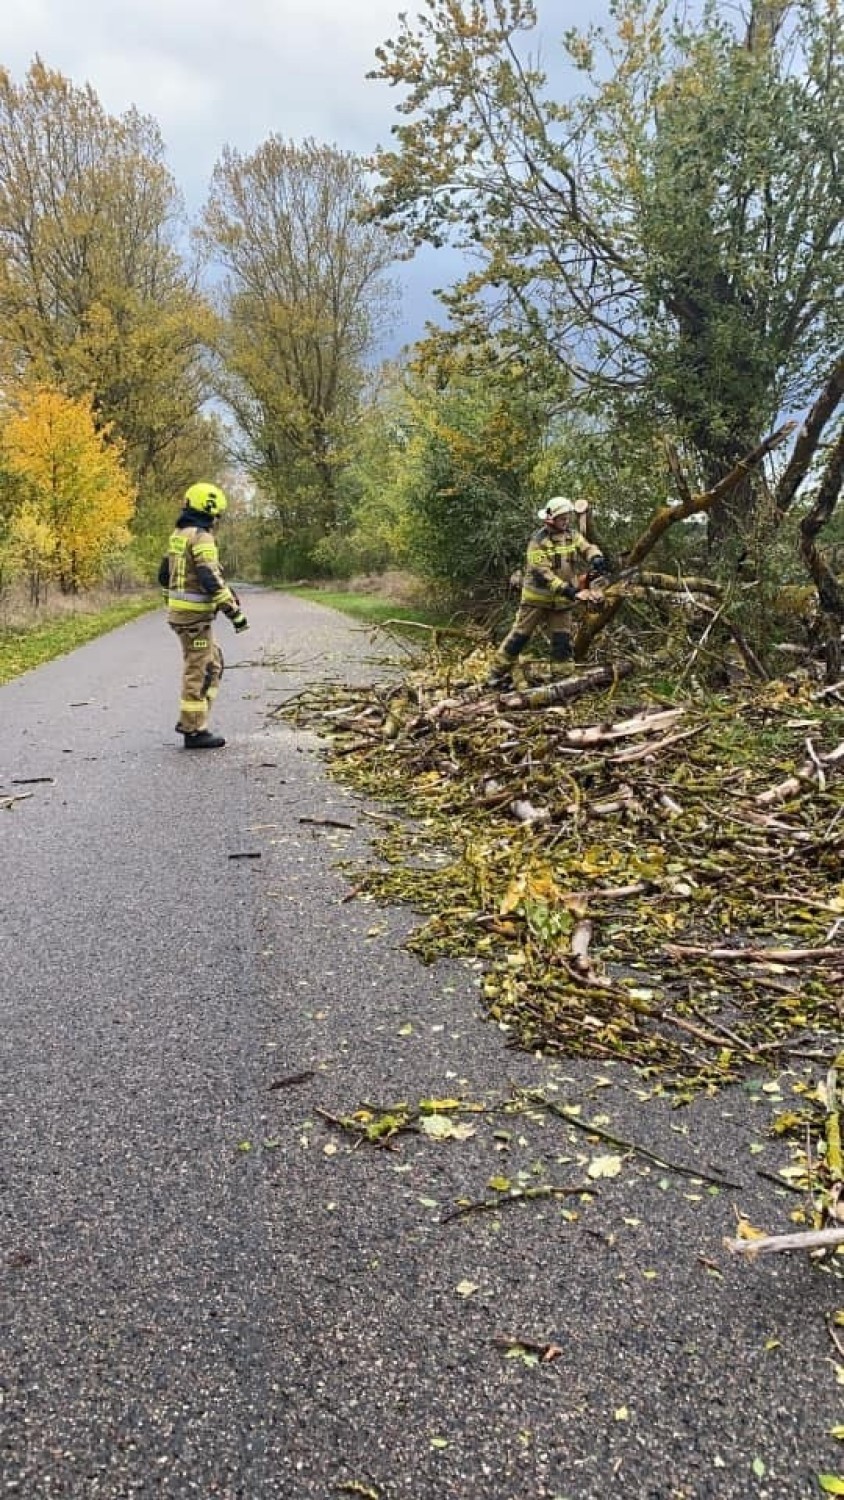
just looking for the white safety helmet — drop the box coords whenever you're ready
[537,495,590,523]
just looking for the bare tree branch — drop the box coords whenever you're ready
[774,354,844,518]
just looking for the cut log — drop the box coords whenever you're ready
[499,661,633,709]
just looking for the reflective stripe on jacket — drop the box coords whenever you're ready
[164,526,236,622]
[521,526,602,606]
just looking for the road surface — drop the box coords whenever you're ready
[1,589,840,1498]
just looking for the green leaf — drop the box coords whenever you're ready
[752,1457,766,1479]
[505,1346,539,1366]
[818,1478,844,1495]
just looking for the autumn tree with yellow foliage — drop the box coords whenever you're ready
[2,386,135,595]
[0,60,216,524]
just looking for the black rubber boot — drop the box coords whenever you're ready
[550,631,574,663]
[182,729,226,749]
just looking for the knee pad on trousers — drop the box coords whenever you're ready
[202,650,224,698]
[502,632,530,661]
[550,631,573,662]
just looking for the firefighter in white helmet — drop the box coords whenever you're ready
[158,482,249,749]
[487,497,607,687]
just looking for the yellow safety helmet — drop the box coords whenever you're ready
[184,481,228,518]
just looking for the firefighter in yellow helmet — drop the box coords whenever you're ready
[158,482,249,749]
[486,497,607,687]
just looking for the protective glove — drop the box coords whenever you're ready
[558,582,578,601]
[576,587,605,612]
[231,609,249,633]
[589,554,609,578]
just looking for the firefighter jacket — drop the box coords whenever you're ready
[520,525,604,607]
[158,510,239,626]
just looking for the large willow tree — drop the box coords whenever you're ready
[370,0,843,552]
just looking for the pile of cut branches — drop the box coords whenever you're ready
[275,654,843,1094]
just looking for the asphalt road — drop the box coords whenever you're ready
[1,588,841,1500]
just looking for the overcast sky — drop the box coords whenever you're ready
[0,0,607,351]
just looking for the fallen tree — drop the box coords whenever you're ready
[574,422,796,658]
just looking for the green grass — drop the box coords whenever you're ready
[278,586,446,629]
[0,595,158,685]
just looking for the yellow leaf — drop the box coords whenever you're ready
[499,872,527,916]
[736,1217,768,1241]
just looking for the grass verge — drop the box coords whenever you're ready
[278,586,446,629]
[0,595,158,686]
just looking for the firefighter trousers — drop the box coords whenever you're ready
[494,601,576,664]
[170,619,224,734]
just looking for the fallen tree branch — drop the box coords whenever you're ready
[441,1182,592,1223]
[498,662,633,710]
[493,1333,564,1362]
[575,420,796,654]
[725,1226,844,1256]
[561,707,684,746]
[299,815,356,829]
[522,1090,743,1190]
[570,919,594,975]
[756,740,844,806]
[0,792,34,811]
[609,725,701,763]
[664,942,844,964]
